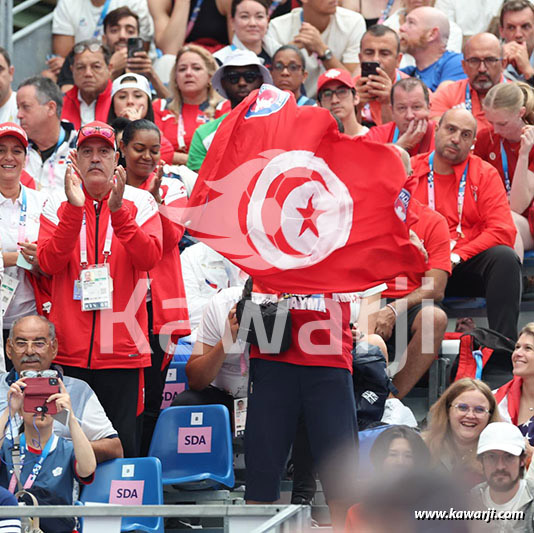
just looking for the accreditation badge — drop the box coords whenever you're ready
[80,264,113,311]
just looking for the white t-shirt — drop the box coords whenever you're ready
[196,286,249,398]
[0,185,46,328]
[265,7,365,98]
[384,9,464,69]
[0,235,4,366]
[52,0,154,43]
[434,0,504,37]
[0,92,19,124]
[180,242,245,339]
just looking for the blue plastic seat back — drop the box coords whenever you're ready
[161,361,189,410]
[148,405,234,489]
[358,425,392,478]
[80,457,164,532]
[174,337,193,362]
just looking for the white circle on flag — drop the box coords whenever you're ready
[246,150,354,269]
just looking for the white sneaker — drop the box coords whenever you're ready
[380,398,418,427]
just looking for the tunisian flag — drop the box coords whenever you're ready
[181,84,426,293]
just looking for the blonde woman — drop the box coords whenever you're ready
[423,378,501,487]
[476,82,534,261]
[153,44,223,164]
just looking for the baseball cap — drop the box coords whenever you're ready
[212,49,273,99]
[317,69,355,94]
[76,121,116,149]
[0,122,28,149]
[111,73,152,99]
[477,422,526,456]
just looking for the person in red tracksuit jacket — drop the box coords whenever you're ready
[119,118,191,455]
[37,121,163,457]
[410,108,521,341]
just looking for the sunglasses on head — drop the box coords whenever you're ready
[222,70,263,84]
[73,42,104,55]
[78,126,115,139]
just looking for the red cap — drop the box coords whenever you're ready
[77,121,116,149]
[0,122,28,149]
[317,69,355,94]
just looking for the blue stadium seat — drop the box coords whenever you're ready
[174,336,193,362]
[148,405,235,490]
[358,425,391,478]
[79,457,164,532]
[161,361,189,410]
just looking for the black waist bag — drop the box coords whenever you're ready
[235,298,292,355]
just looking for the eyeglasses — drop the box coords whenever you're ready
[74,42,104,55]
[78,125,115,139]
[451,403,491,417]
[11,340,51,354]
[222,70,263,84]
[20,370,58,378]
[481,452,519,466]
[272,62,303,73]
[464,57,502,68]
[319,87,352,102]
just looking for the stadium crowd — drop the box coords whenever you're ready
[3,0,534,531]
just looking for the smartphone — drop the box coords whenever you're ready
[361,61,380,78]
[127,37,144,58]
[23,377,60,415]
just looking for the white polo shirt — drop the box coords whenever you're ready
[0,185,46,328]
[265,7,365,98]
[434,0,503,37]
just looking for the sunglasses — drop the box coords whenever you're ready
[78,125,115,140]
[20,370,58,378]
[222,70,263,84]
[73,42,104,55]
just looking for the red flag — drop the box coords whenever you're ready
[181,85,426,293]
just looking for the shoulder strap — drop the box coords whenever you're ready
[15,489,42,532]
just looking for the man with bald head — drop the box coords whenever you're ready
[411,108,521,341]
[430,33,506,136]
[399,6,466,91]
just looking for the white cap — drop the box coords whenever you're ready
[477,422,526,456]
[211,49,273,99]
[111,73,152,98]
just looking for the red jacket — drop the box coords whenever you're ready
[61,81,112,130]
[138,174,190,341]
[410,152,516,261]
[365,120,436,156]
[37,185,163,369]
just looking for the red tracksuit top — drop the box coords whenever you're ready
[37,185,163,369]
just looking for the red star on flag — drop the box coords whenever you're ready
[297,195,326,237]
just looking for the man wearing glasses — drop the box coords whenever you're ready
[61,39,113,130]
[431,33,506,138]
[317,68,368,137]
[0,315,123,463]
[37,122,163,456]
[187,49,272,173]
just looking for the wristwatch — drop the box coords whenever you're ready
[451,252,462,268]
[318,48,333,62]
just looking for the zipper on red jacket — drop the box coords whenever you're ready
[86,202,101,368]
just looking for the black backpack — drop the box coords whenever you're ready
[353,343,397,430]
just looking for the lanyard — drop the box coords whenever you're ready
[465,83,472,112]
[268,0,282,16]
[80,209,113,267]
[185,0,205,39]
[47,127,66,190]
[93,0,112,38]
[427,151,469,240]
[377,0,395,24]
[392,127,400,143]
[16,186,27,247]
[501,140,510,196]
[177,111,186,151]
[9,434,56,493]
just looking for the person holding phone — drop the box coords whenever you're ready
[0,376,96,533]
[355,24,407,126]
